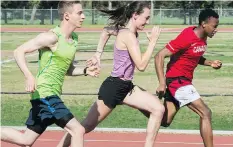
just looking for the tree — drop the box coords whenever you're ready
[176,1,214,25]
[1,1,29,24]
[228,1,233,7]
[37,1,59,25]
[29,0,40,24]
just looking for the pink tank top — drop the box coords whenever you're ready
[111,44,135,80]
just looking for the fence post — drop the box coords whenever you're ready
[4,9,7,24]
[108,1,112,10]
[159,8,162,25]
[92,2,95,25]
[150,0,154,25]
[50,7,53,25]
[23,7,25,25]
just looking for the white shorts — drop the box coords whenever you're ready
[174,85,201,107]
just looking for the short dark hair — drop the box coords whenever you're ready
[199,9,219,25]
[58,0,81,20]
[100,1,151,31]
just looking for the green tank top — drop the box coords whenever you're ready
[31,26,78,99]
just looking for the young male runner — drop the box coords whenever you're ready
[155,9,222,147]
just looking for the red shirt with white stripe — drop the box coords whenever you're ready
[165,26,207,81]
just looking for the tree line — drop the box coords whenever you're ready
[1,1,233,9]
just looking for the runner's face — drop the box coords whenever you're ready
[65,3,85,28]
[133,7,150,30]
[203,17,219,38]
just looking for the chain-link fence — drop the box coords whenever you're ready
[1,8,233,25]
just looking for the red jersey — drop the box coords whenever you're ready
[165,26,207,81]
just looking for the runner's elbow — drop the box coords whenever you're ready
[136,65,146,72]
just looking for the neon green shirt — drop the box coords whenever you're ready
[31,26,78,99]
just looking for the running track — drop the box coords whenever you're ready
[2,27,233,147]
[1,130,233,147]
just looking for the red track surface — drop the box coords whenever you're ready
[1,131,233,147]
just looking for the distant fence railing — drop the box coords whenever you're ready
[1,8,233,25]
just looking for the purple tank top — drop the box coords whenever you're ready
[111,44,135,80]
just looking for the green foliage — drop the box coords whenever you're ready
[1,1,29,8]
[1,1,233,9]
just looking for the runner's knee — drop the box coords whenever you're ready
[201,107,212,119]
[20,138,35,146]
[69,125,85,137]
[149,103,165,117]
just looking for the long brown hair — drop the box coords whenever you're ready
[100,1,151,30]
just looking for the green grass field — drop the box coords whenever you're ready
[1,30,233,130]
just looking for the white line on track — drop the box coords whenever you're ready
[2,126,233,135]
[35,138,233,146]
[0,53,38,65]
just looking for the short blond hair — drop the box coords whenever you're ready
[58,0,81,20]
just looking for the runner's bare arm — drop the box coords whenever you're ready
[14,32,58,77]
[67,62,100,77]
[198,56,222,69]
[86,26,119,67]
[94,26,118,58]
[125,26,161,72]
[154,47,173,85]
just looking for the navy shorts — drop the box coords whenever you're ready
[25,95,74,134]
[98,76,134,109]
